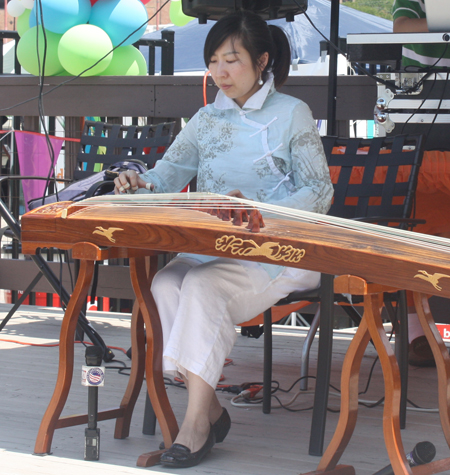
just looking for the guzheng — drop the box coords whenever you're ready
[21,192,450,299]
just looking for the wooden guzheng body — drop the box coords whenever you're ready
[21,193,450,474]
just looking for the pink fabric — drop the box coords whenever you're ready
[15,131,64,211]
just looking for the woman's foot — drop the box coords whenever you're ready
[159,407,231,450]
[160,425,215,468]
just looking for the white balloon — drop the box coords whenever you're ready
[7,0,26,17]
[23,0,35,9]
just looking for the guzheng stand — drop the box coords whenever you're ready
[301,275,450,475]
[32,242,179,467]
[25,195,450,471]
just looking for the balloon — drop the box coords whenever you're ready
[7,0,26,17]
[140,0,151,3]
[23,0,34,7]
[55,69,72,76]
[90,0,99,4]
[58,24,113,76]
[30,0,91,34]
[16,8,32,36]
[169,0,194,27]
[100,45,147,76]
[17,26,64,76]
[89,0,148,47]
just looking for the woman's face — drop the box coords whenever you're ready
[208,37,268,108]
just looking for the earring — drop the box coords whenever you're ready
[258,75,263,86]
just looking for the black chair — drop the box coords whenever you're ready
[0,120,175,355]
[76,120,174,179]
[260,134,425,456]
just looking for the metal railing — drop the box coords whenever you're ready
[136,30,175,75]
[0,29,174,76]
[0,31,21,75]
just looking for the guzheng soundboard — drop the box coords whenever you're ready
[21,192,450,300]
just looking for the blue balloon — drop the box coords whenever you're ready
[89,0,148,47]
[30,0,91,35]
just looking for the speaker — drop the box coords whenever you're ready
[181,0,308,23]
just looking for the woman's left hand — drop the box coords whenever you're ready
[227,189,250,200]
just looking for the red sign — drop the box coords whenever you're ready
[436,324,450,341]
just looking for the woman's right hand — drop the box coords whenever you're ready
[113,170,153,195]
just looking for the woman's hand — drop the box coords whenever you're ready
[227,189,250,200]
[114,170,153,195]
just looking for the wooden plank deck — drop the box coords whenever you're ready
[0,303,447,475]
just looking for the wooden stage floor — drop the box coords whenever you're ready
[0,303,448,475]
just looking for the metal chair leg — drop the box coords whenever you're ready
[309,274,334,456]
[263,308,273,414]
[300,307,321,391]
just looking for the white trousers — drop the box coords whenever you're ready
[151,256,320,388]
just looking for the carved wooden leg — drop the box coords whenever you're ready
[34,259,95,454]
[129,255,178,467]
[413,292,450,448]
[315,316,371,473]
[114,299,146,439]
[364,293,411,475]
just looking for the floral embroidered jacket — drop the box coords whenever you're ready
[140,74,334,277]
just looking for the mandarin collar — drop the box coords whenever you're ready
[214,73,275,111]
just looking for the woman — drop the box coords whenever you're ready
[114,10,333,468]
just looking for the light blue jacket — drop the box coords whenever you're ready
[140,74,334,277]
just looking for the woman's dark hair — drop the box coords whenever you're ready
[203,10,291,89]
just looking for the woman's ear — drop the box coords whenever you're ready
[258,52,269,71]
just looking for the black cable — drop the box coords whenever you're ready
[400,72,438,134]
[294,0,450,98]
[297,6,398,93]
[270,394,314,412]
[34,0,58,207]
[423,70,449,147]
[404,43,450,74]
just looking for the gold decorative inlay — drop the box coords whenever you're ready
[414,270,450,291]
[35,203,67,214]
[93,226,124,243]
[215,235,305,263]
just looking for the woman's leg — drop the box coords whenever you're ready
[164,259,320,388]
[173,371,220,452]
[151,256,202,373]
[157,257,320,453]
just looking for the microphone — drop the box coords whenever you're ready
[372,441,436,475]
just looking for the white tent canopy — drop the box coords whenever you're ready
[142,0,393,73]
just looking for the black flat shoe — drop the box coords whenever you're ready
[213,407,231,443]
[160,426,215,468]
[159,407,231,450]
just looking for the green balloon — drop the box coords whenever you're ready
[55,69,72,76]
[17,26,64,76]
[170,0,194,27]
[58,24,113,77]
[100,45,147,76]
[17,9,31,37]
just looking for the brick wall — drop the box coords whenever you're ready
[145,1,172,30]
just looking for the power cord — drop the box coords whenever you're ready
[0,335,439,413]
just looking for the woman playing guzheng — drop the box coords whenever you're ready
[114,9,333,468]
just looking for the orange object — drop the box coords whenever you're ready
[329,148,450,237]
[239,301,312,327]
